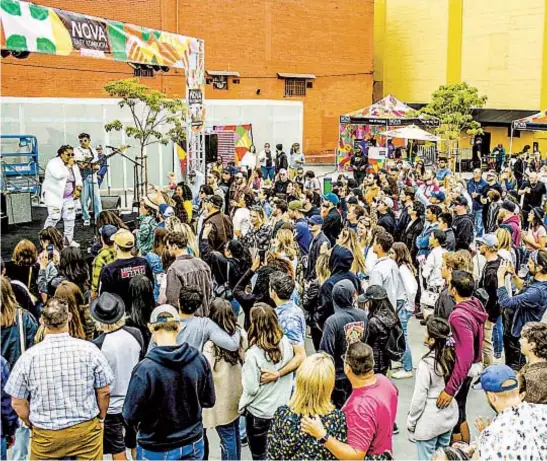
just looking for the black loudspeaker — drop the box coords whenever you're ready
[5,192,32,224]
[205,133,218,164]
[101,196,121,211]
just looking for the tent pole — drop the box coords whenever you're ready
[509,126,514,157]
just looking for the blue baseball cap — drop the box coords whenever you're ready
[476,234,499,249]
[308,215,324,226]
[480,364,519,393]
[321,192,340,206]
[431,190,446,202]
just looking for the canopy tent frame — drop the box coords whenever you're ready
[0,0,206,179]
[510,110,547,155]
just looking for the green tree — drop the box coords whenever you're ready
[418,82,487,151]
[104,78,187,192]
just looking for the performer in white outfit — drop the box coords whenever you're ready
[42,145,82,244]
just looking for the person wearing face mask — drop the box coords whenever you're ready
[42,145,83,245]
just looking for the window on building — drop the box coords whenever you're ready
[212,75,228,90]
[284,78,307,97]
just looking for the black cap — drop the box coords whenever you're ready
[206,194,223,208]
[501,199,516,213]
[452,195,468,207]
[358,285,388,303]
[90,292,125,325]
[532,206,545,223]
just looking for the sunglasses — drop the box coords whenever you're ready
[64,152,75,157]
[321,203,330,208]
[79,139,89,143]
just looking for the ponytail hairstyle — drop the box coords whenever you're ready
[424,316,456,382]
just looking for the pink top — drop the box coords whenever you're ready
[342,374,398,456]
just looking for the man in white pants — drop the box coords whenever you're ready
[42,145,82,244]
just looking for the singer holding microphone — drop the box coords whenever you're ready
[42,145,82,245]
[74,132,102,226]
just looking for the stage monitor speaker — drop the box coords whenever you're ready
[101,196,121,211]
[5,192,32,225]
[205,133,218,164]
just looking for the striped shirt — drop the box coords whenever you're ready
[5,333,114,430]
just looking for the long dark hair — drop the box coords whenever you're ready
[39,227,64,253]
[424,316,456,382]
[369,297,395,316]
[247,303,284,364]
[209,298,243,367]
[227,240,251,268]
[96,211,128,232]
[128,275,155,327]
[58,247,90,291]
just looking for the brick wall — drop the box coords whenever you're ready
[2,0,374,158]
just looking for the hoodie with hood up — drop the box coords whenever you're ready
[319,279,368,382]
[446,297,488,396]
[501,214,522,247]
[316,246,361,329]
[122,342,215,451]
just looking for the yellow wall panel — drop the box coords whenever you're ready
[461,0,544,110]
[374,0,386,82]
[383,0,448,103]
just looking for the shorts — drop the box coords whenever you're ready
[104,413,136,455]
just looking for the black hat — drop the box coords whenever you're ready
[206,194,223,209]
[532,206,544,223]
[452,195,468,207]
[501,199,516,213]
[358,285,388,303]
[90,292,125,325]
[276,143,283,151]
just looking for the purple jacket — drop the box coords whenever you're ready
[446,297,488,396]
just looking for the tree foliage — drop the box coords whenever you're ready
[104,78,187,153]
[418,82,487,143]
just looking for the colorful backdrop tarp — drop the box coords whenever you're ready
[1,0,202,69]
[213,124,253,163]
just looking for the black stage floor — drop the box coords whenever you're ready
[1,207,136,261]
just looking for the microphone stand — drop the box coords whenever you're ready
[106,147,144,209]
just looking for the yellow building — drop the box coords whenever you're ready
[374,0,547,155]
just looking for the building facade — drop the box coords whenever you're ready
[1,0,374,162]
[374,0,547,154]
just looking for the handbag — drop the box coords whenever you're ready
[213,262,233,301]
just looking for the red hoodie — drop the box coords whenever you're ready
[501,214,522,247]
[446,297,488,396]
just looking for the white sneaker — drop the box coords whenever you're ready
[392,370,413,380]
[83,219,91,226]
[391,361,403,370]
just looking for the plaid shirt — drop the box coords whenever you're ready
[91,246,117,293]
[5,333,114,430]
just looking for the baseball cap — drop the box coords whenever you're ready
[480,364,519,393]
[321,192,340,206]
[113,229,135,249]
[501,199,516,213]
[452,195,468,207]
[378,197,394,209]
[476,234,498,249]
[288,200,306,212]
[100,224,118,241]
[431,191,446,202]
[308,215,324,226]
[206,194,223,208]
[358,285,388,303]
[159,204,175,218]
[149,304,181,324]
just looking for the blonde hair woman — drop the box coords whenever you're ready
[271,229,298,275]
[337,228,367,278]
[267,353,347,460]
[180,223,200,257]
[0,276,38,368]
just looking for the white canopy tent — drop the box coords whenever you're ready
[382,124,441,142]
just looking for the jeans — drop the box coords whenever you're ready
[245,412,272,460]
[239,417,247,441]
[12,424,31,460]
[81,175,102,221]
[261,166,275,181]
[493,316,504,357]
[398,304,413,372]
[416,431,451,460]
[231,299,241,316]
[1,436,6,461]
[473,209,484,238]
[137,438,205,460]
[216,419,241,461]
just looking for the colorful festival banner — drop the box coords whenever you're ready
[213,124,254,164]
[0,0,202,68]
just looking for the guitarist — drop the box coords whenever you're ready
[74,133,102,226]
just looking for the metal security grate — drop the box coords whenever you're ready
[284,78,306,96]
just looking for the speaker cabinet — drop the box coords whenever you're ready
[5,192,32,224]
[205,134,218,164]
[101,196,121,211]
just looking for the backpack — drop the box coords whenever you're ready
[385,304,406,361]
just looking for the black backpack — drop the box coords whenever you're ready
[385,305,406,362]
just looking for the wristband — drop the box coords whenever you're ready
[98,417,105,423]
[318,434,329,445]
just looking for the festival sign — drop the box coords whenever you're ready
[0,0,202,69]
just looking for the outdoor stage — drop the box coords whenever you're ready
[1,207,137,262]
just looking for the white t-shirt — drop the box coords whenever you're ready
[233,207,251,237]
[95,327,143,414]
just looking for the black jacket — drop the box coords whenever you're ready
[303,279,321,326]
[479,258,502,323]
[400,218,424,263]
[315,246,361,329]
[396,205,411,241]
[433,288,455,320]
[452,214,474,251]
[319,279,368,382]
[444,228,456,251]
[305,231,331,280]
[323,207,343,246]
[123,343,215,451]
[275,152,288,171]
[366,304,398,375]
[234,267,277,330]
[377,212,396,235]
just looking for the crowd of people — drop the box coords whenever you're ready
[1,142,547,461]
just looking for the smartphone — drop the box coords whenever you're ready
[47,244,54,261]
